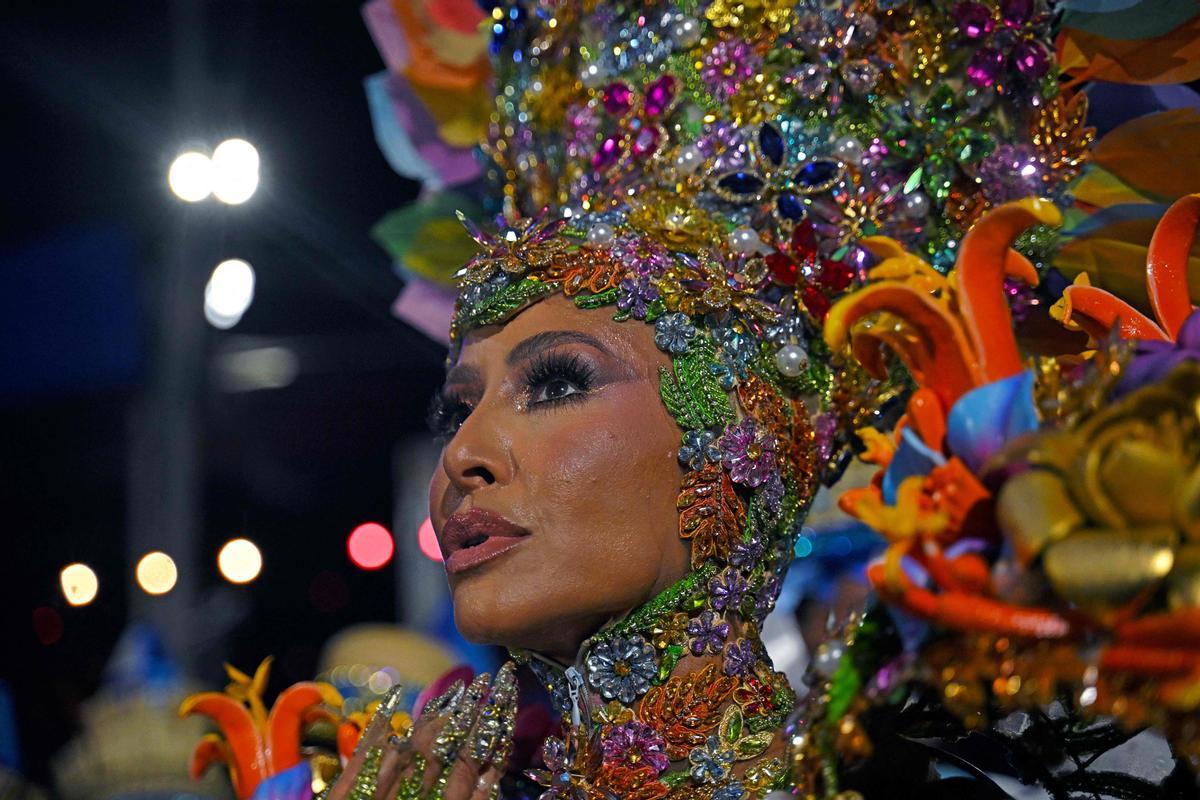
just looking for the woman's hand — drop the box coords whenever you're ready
[323,663,518,800]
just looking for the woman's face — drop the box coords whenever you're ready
[428,294,690,661]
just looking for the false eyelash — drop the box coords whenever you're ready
[427,391,473,441]
[522,350,596,402]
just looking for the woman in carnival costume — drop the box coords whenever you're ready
[186,0,1200,797]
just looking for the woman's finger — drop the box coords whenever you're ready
[467,764,503,800]
[435,662,518,800]
[374,679,466,798]
[323,685,406,800]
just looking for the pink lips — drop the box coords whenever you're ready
[439,506,530,575]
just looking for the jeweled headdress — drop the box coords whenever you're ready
[356,0,1200,794]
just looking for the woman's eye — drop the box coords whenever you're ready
[533,377,582,404]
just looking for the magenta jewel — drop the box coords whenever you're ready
[1000,0,1034,27]
[966,47,1005,88]
[602,82,634,115]
[1012,40,1049,78]
[643,75,676,118]
[592,135,623,169]
[952,1,993,39]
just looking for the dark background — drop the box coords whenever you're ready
[0,0,443,783]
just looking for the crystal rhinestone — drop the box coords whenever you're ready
[717,171,766,198]
[602,82,634,115]
[758,123,785,166]
[801,285,831,320]
[1000,0,1034,27]
[1012,40,1049,79]
[952,1,994,39]
[592,136,623,169]
[818,259,854,292]
[966,47,1005,88]
[795,160,842,190]
[777,192,806,220]
[766,252,798,286]
[631,125,662,157]
[643,75,676,117]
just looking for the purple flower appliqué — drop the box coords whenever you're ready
[701,38,762,102]
[601,721,670,775]
[687,610,730,656]
[723,638,758,677]
[1118,309,1200,397]
[729,536,764,569]
[719,419,778,488]
[709,568,749,612]
[617,275,659,319]
[754,575,782,621]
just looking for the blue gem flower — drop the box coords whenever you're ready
[586,635,658,704]
[654,312,697,354]
[713,781,747,800]
[678,429,722,470]
[688,734,736,784]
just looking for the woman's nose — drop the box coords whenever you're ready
[439,399,512,493]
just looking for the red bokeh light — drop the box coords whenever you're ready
[417,517,443,562]
[347,522,395,570]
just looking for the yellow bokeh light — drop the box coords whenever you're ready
[218,538,263,584]
[60,563,99,607]
[136,551,178,595]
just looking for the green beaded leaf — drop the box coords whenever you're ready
[457,277,560,332]
[574,287,619,309]
[659,336,736,432]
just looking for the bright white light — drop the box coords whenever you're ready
[204,259,255,329]
[218,538,263,584]
[168,151,214,202]
[60,563,99,606]
[135,551,178,595]
[211,138,260,205]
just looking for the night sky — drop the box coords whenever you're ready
[1,1,443,782]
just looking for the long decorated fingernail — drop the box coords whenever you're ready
[471,663,518,765]
[421,679,466,720]
[432,672,490,762]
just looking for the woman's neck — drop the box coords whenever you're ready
[518,567,796,796]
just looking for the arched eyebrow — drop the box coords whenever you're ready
[504,330,612,366]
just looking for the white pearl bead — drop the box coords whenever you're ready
[580,62,606,88]
[764,793,797,800]
[674,144,704,175]
[900,190,931,220]
[729,226,765,254]
[775,343,809,377]
[586,222,615,247]
[833,135,864,164]
[671,17,701,48]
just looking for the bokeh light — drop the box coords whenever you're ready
[135,551,178,595]
[347,522,394,570]
[167,151,213,202]
[60,563,99,606]
[218,538,263,584]
[417,517,442,562]
[204,258,256,329]
[211,138,260,204]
